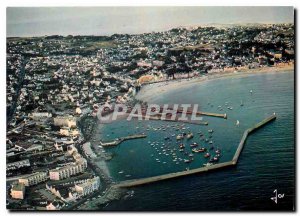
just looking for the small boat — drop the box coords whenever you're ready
[190,142,199,147]
[211,156,219,162]
[184,159,191,163]
[189,153,194,157]
[240,101,244,106]
[179,143,185,149]
[192,148,198,153]
[215,149,221,154]
[208,129,214,133]
[204,152,210,158]
[176,134,184,140]
[186,132,194,139]
[250,90,253,94]
[164,137,170,140]
[118,171,124,174]
[209,140,213,144]
[236,120,240,126]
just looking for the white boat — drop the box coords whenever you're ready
[236,120,240,126]
[187,132,194,139]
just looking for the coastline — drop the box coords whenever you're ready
[136,64,294,103]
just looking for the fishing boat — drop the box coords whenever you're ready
[184,159,191,163]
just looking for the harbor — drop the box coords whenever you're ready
[114,114,277,188]
[100,134,147,147]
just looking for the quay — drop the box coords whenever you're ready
[176,109,227,119]
[101,134,147,147]
[133,115,209,125]
[115,114,276,188]
[232,114,277,163]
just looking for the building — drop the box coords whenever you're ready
[46,200,65,210]
[53,116,77,128]
[29,112,52,120]
[75,176,100,196]
[49,158,87,180]
[10,183,25,200]
[19,172,48,186]
[7,159,30,171]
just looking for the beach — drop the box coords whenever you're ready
[136,64,294,103]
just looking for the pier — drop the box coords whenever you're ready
[101,134,147,147]
[115,114,276,188]
[133,115,209,125]
[176,108,227,119]
[232,114,277,163]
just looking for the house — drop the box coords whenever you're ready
[46,200,65,210]
[10,183,25,200]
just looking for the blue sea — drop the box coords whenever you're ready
[98,71,294,211]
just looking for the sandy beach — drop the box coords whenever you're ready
[136,64,294,103]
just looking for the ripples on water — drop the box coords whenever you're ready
[99,72,294,211]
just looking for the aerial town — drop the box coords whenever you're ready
[6,23,294,210]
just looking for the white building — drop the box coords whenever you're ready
[29,112,52,120]
[75,176,100,196]
[19,172,48,186]
[49,158,87,181]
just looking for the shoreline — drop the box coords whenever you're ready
[136,64,294,103]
